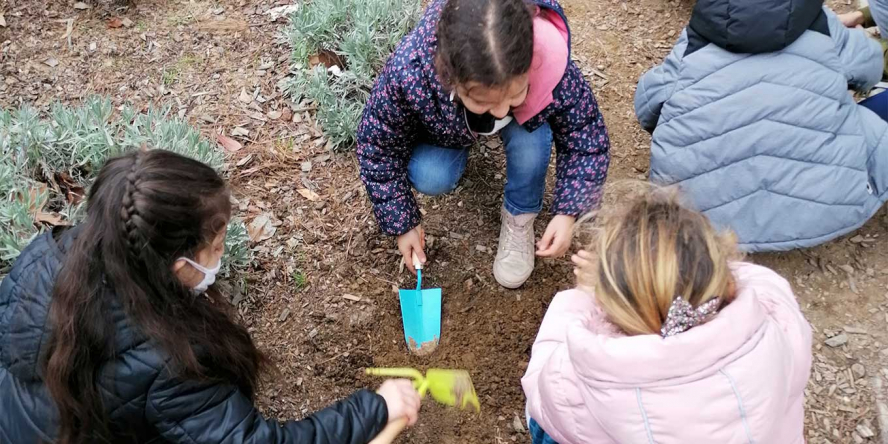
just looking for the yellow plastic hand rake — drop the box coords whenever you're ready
[365,368,480,444]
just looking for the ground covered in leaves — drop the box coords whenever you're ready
[1,0,887,442]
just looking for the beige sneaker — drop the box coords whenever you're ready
[493,207,537,289]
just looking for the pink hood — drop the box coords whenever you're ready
[512,7,569,124]
[521,262,812,444]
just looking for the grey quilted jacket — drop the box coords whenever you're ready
[635,0,888,251]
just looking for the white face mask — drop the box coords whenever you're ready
[179,257,221,295]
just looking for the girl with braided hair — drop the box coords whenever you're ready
[0,150,420,444]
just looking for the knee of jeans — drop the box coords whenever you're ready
[408,165,459,196]
[508,145,551,179]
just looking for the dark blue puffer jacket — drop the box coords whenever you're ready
[0,227,388,444]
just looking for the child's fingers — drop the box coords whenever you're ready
[553,231,571,256]
[572,254,592,268]
[403,251,416,275]
[536,230,556,256]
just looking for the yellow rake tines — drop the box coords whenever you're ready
[366,367,481,412]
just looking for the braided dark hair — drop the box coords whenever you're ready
[44,150,269,444]
[120,151,145,259]
[436,0,534,88]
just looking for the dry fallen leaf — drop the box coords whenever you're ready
[231,127,250,137]
[297,188,320,202]
[44,58,59,68]
[18,184,48,213]
[247,213,276,243]
[59,18,74,46]
[73,2,90,9]
[107,17,123,28]
[36,212,68,226]
[0,14,7,28]
[237,88,252,104]
[55,171,85,205]
[216,134,243,152]
[121,17,134,27]
[236,153,254,167]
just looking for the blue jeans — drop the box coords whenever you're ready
[529,418,559,444]
[860,91,888,122]
[407,121,553,215]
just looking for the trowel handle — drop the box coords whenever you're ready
[366,367,424,381]
[367,418,408,444]
[412,252,423,271]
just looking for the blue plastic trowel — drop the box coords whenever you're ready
[398,253,442,355]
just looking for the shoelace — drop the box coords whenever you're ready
[502,220,533,254]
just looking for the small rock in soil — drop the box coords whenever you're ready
[844,326,868,335]
[278,308,291,322]
[512,414,526,433]
[852,432,864,444]
[852,363,866,378]
[825,334,848,348]
[840,264,855,274]
[73,2,90,9]
[301,161,312,172]
[856,423,875,438]
[308,328,319,339]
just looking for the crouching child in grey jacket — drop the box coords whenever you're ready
[635,0,888,252]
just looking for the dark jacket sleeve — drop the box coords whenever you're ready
[356,62,421,236]
[547,61,611,217]
[147,365,388,444]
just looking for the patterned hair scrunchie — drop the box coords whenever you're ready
[660,296,721,337]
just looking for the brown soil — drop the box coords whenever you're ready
[2,0,887,443]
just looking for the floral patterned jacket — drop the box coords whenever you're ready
[356,0,610,236]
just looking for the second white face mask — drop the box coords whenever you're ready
[179,257,221,295]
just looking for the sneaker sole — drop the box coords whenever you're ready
[494,268,532,289]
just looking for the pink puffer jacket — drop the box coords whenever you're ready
[522,262,812,444]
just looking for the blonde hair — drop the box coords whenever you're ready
[577,184,741,336]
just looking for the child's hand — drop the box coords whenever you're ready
[839,10,866,28]
[397,225,426,275]
[536,215,575,257]
[377,379,421,426]
[572,249,597,293]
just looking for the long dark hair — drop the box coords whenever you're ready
[436,0,534,88]
[43,149,268,444]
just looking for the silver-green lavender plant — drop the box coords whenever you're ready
[281,0,421,150]
[0,97,250,275]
